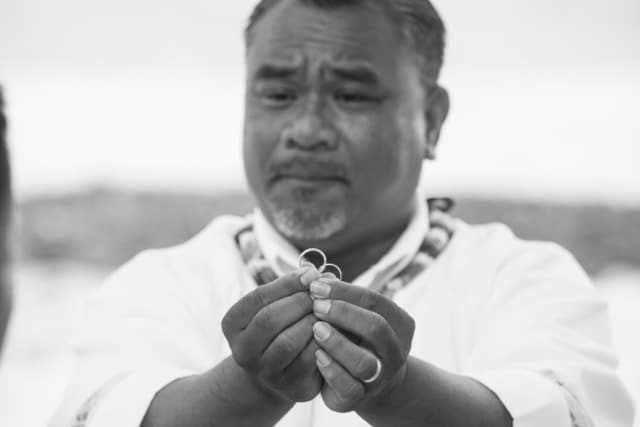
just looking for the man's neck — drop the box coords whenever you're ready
[256,200,421,283]
[308,216,411,283]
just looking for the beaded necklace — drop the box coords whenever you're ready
[235,198,457,298]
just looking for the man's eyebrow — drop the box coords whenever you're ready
[253,63,301,80]
[327,65,381,85]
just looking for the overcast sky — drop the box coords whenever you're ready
[1,0,639,203]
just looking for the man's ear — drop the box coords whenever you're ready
[423,85,450,160]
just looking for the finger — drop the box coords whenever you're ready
[315,349,365,412]
[313,300,403,364]
[222,267,319,334]
[261,314,315,370]
[286,336,320,375]
[233,292,313,362]
[273,339,323,402]
[309,279,414,344]
[312,321,380,382]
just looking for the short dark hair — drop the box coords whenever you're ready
[245,0,446,84]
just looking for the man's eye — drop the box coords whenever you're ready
[334,92,374,104]
[262,91,297,105]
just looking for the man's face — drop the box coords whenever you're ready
[243,0,430,251]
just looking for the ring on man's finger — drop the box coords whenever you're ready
[362,358,382,384]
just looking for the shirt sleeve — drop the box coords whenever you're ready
[49,249,228,427]
[463,237,635,427]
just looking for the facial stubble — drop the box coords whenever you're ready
[266,195,347,241]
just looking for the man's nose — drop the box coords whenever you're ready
[282,98,338,151]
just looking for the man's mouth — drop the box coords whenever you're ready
[272,174,349,184]
[269,158,350,186]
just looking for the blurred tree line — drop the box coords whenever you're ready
[16,188,640,277]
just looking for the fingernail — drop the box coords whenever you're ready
[310,280,331,298]
[299,267,320,287]
[315,349,331,368]
[313,322,331,341]
[314,299,331,316]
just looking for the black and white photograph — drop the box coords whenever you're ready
[0,1,639,426]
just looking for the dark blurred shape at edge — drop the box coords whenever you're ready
[0,85,13,352]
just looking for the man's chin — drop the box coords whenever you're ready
[266,201,348,242]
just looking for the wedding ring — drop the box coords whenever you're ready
[298,248,327,270]
[298,248,343,281]
[319,263,342,281]
[362,358,382,384]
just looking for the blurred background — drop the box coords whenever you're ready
[0,0,639,425]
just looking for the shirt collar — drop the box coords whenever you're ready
[253,193,429,288]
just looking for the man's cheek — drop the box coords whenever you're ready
[244,127,276,166]
[364,133,403,182]
[337,115,375,149]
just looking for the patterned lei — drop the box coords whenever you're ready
[235,198,457,299]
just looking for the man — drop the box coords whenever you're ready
[0,86,12,353]
[52,1,634,426]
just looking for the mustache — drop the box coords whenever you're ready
[268,157,349,182]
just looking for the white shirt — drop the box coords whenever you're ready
[50,201,635,427]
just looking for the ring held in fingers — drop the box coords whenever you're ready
[319,263,343,281]
[298,248,327,270]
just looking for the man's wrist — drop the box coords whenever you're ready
[355,356,512,427]
[356,358,413,421]
[208,356,293,415]
[142,357,294,427]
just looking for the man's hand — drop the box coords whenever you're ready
[221,267,323,402]
[308,277,416,412]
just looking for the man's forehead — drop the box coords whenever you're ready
[247,0,408,71]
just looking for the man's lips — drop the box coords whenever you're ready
[271,174,349,184]
[268,158,350,185]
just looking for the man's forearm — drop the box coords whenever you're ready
[357,356,512,427]
[141,356,294,427]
